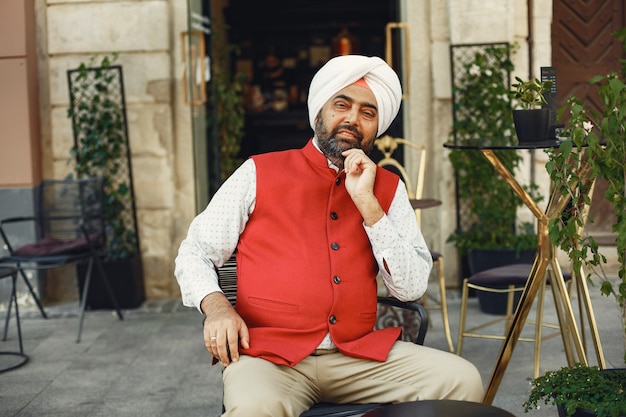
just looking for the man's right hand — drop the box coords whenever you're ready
[200,292,250,366]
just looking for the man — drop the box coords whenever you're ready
[175,55,483,416]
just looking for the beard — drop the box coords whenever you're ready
[314,117,372,167]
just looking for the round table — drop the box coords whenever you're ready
[362,400,517,417]
[409,198,442,210]
[0,266,28,373]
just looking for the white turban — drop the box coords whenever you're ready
[307,55,402,137]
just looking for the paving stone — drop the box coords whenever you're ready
[1,286,623,417]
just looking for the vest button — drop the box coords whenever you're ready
[333,276,341,284]
[329,315,337,324]
[331,242,340,250]
[330,212,338,220]
[335,178,341,185]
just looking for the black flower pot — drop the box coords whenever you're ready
[557,406,596,417]
[513,108,551,142]
[77,254,145,309]
[557,403,626,417]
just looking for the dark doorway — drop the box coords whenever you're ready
[551,0,626,243]
[220,0,402,159]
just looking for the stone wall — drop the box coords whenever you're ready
[38,0,194,300]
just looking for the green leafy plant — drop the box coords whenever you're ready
[530,27,626,417]
[511,77,553,110]
[546,27,626,364]
[524,363,626,417]
[211,19,246,181]
[449,43,540,255]
[67,53,138,261]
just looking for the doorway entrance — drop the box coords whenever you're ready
[185,0,402,203]
[551,0,626,243]
[222,0,401,159]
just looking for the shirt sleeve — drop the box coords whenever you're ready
[364,181,433,301]
[174,159,257,311]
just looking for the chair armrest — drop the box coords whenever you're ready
[0,216,37,253]
[377,296,429,345]
[0,216,36,226]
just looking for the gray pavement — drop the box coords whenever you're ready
[1,276,624,417]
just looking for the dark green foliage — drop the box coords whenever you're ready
[67,53,138,261]
[449,44,540,254]
[529,27,626,417]
[210,20,246,181]
[546,27,626,364]
[512,76,553,110]
[524,363,626,417]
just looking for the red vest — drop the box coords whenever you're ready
[236,139,401,366]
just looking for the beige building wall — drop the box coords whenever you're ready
[37,0,195,300]
[1,0,41,187]
[33,0,552,300]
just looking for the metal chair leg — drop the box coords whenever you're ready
[436,257,455,352]
[76,258,94,343]
[456,267,573,379]
[533,278,547,378]
[16,265,47,319]
[456,278,470,355]
[0,269,28,372]
[11,274,24,355]
[3,290,12,341]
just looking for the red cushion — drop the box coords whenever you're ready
[12,233,101,257]
[468,264,531,287]
[468,263,571,287]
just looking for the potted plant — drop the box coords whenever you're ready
[526,27,626,417]
[67,53,145,309]
[511,76,553,142]
[449,43,541,312]
[524,363,626,417]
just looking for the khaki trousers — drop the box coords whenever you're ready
[222,341,483,417]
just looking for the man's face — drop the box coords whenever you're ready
[315,84,379,167]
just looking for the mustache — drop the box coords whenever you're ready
[331,124,363,142]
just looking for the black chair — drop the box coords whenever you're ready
[1,266,28,372]
[216,254,429,417]
[456,249,572,378]
[0,177,123,342]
